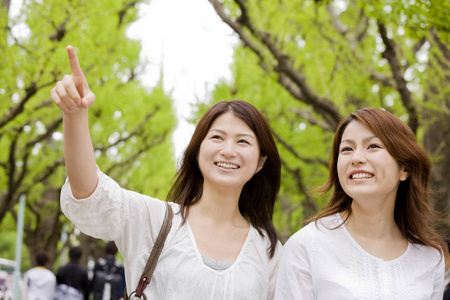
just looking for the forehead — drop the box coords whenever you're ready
[341,120,376,141]
[208,112,255,135]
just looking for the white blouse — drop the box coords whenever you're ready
[274,213,445,300]
[60,168,281,300]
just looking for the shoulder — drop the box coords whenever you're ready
[57,264,68,273]
[282,214,342,255]
[246,225,282,260]
[409,243,444,264]
[248,225,278,246]
[286,214,338,243]
[43,268,56,279]
[168,201,181,215]
[282,223,314,253]
[23,268,35,278]
[74,263,88,273]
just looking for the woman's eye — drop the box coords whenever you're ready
[340,147,352,153]
[212,135,222,140]
[368,144,381,149]
[238,139,250,144]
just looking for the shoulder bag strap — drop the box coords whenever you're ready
[127,201,173,299]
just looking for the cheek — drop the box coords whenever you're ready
[245,150,262,167]
[336,157,345,176]
[197,144,208,169]
[336,157,350,186]
[198,141,211,158]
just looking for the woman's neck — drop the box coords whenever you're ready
[344,209,399,239]
[189,185,247,226]
[341,208,408,260]
[345,195,399,239]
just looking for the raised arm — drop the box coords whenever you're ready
[51,46,98,198]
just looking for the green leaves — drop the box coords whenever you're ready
[209,0,450,241]
[1,0,176,266]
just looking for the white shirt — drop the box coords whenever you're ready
[23,267,56,300]
[60,168,281,299]
[274,213,444,300]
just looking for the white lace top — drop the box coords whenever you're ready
[274,213,444,300]
[60,168,281,300]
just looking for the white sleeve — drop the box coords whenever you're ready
[431,253,445,300]
[60,167,167,260]
[274,225,314,300]
[267,240,283,300]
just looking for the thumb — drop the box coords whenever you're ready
[80,90,96,109]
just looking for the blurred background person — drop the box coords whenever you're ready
[22,251,56,300]
[54,246,89,300]
[91,241,125,300]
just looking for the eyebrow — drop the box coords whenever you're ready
[209,129,256,140]
[341,135,378,144]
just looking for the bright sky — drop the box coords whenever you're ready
[126,0,238,159]
[9,0,238,160]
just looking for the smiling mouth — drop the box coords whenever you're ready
[215,162,239,169]
[350,173,373,179]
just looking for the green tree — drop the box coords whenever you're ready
[207,0,450,241]
[1,0,176,268]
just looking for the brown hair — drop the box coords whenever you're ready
[315,108,446,255]
[167,100,281,257]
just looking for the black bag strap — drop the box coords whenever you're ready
[126,201,173,299]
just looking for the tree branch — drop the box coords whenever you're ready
[118,1,139,28]
[105,133,167,175]
[378,21,419,132]
[0,80,56,129]
[49,18,69,42]
[25,118,63,149]
[292,108,335,132]
[208,0,268,68]
[210,0,342,129]
[281,159,320,218]
[272,130,329,167]
[95,107,160,152]
[430,29,450,63]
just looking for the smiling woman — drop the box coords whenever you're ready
[275,108,448,300]
[50,45,282,299]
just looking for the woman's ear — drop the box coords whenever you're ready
[256,155,267,173]
[400,168,409,181]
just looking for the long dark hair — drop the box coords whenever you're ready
[167,100,281,257]
[314,108,446,255]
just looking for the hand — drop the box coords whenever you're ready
[51,45,96,113]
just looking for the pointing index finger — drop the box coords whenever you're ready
[66,45,85,82]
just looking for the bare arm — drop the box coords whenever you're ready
[51,46,98,198]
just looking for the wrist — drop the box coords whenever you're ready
[62,108,89,124]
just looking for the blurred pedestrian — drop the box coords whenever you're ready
[23,251,56,300]
[91,241,125,300]
[54,246,89,300]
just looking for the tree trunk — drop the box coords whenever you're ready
[2,0,10,12]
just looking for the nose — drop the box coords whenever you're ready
[220,141,237,157]
[351,148,366,165]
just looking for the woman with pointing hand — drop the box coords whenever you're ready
[51,46,282,299]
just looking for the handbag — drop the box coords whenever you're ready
[124,201,173,300]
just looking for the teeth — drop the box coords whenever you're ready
[216,162,239,169]
[352,173,373,179]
